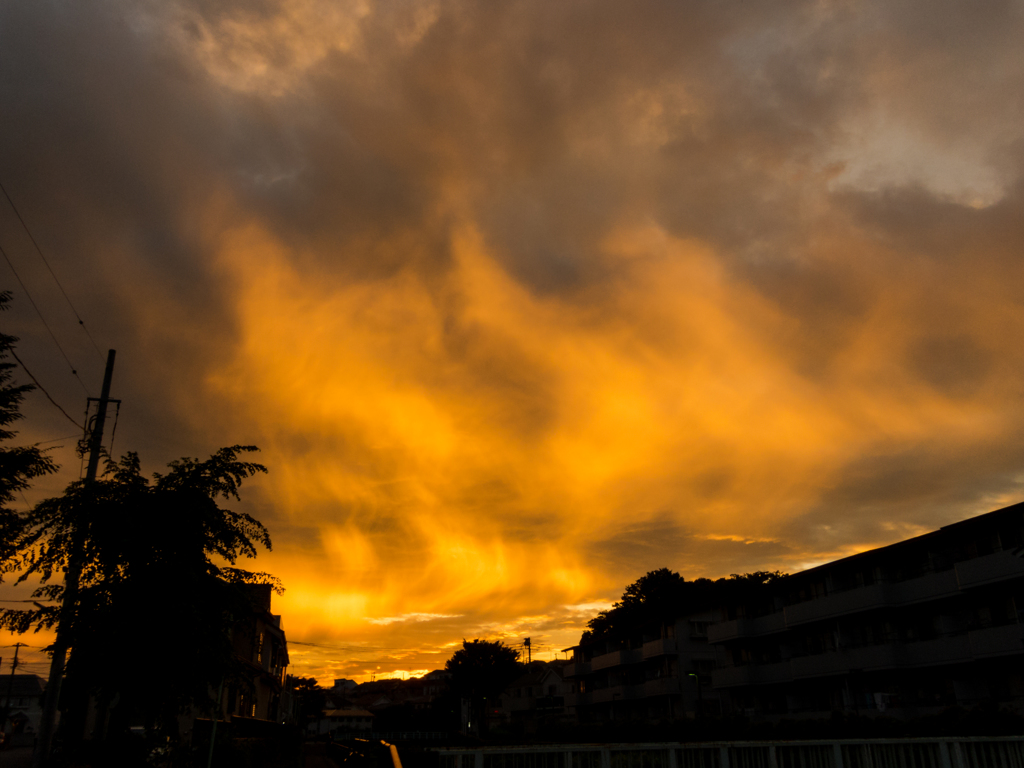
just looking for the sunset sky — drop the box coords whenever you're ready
[3,0,1024,685]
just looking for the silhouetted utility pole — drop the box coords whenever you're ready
[3,643,25,734]
[34,350,116,767]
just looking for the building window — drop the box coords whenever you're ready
[689,621,710,637]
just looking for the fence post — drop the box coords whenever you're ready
[833,743,844,768]
[950,741,965,768]
[720,747,730,768]
[769,746,777,768]
[602,748,612,768]
[938,742,952,768]
[669,747,678,768]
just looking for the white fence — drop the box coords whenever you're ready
[436,738,1024,768]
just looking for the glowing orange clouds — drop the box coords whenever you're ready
[203,211,1024,680]
[4,0,1024,684]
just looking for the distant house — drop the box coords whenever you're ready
[497,663,572,732]
[423,669,451,698]
[392,669,451,710]
[311,708,374,736]
[2,674,45,743]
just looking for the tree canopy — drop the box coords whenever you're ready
[445,639,523,734]
[288,675,327,729]
[0,291,58,564]
[0,446,278,737]
[581,567,786,643]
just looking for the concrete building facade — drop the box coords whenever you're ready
[708,501,1024,720]
[563,608,723,722]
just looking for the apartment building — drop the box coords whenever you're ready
[563,608,723,722]
[220,583,291,722]
[708,501,1024,720]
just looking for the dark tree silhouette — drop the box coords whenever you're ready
[0,291,58,565]
[445,639,522,736]
[0,446,277,741]
[582,568,786,642]
[288,675,327,729]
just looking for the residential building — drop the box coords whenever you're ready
[497,662,573,732]
[218,583,291,723]
[708,501,1024,720]
[2,674,45,744]
[311,708,374,736]
[563,608,723,722]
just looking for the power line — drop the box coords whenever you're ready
[0,244,89,395]
[30,434,80,446]
[6,347,85,430]
[0,179,104,362]
[290,641,412,651]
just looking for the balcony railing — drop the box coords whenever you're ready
[644,677,682,696]
[591,648,643,671]
[435,736,1024,768]
[563,661,591,678]
[718,631,1011,685]
[642,638,678,659]
[968,623,1023,658]
[956,550,1024,590]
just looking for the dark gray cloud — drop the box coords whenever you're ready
[3,0,1024,680]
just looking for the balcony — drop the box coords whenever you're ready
[782,569,964,628]
[903,635,971,667]
[563,661,591,678]
[564,692,591,708]
[591,685,639,703]
[753,660,793,685]
[784,583,891,627]
[957,551,1024,589]
[591,648,643,671]
[891,569,958,604]
[969,624,1023,658]
[749,612,787,636]
[711,666,754,688]
[707,618,746,643]
[708,612,787,642]
[642,637,678,659]
[791,644,903,678]
[644,677,682,696]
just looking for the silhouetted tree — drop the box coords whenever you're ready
[0,291,58,564]
[581,568,786,642]
[0,446,277,742]
[445,639,522,736]
[288,675,327,730]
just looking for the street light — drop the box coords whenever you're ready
[687,673,703,717]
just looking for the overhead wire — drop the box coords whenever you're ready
[6,347,85,430]
[0,179,104,362]
[30,434,81,446]
[0,243,89,395]
[108,400,121,456]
